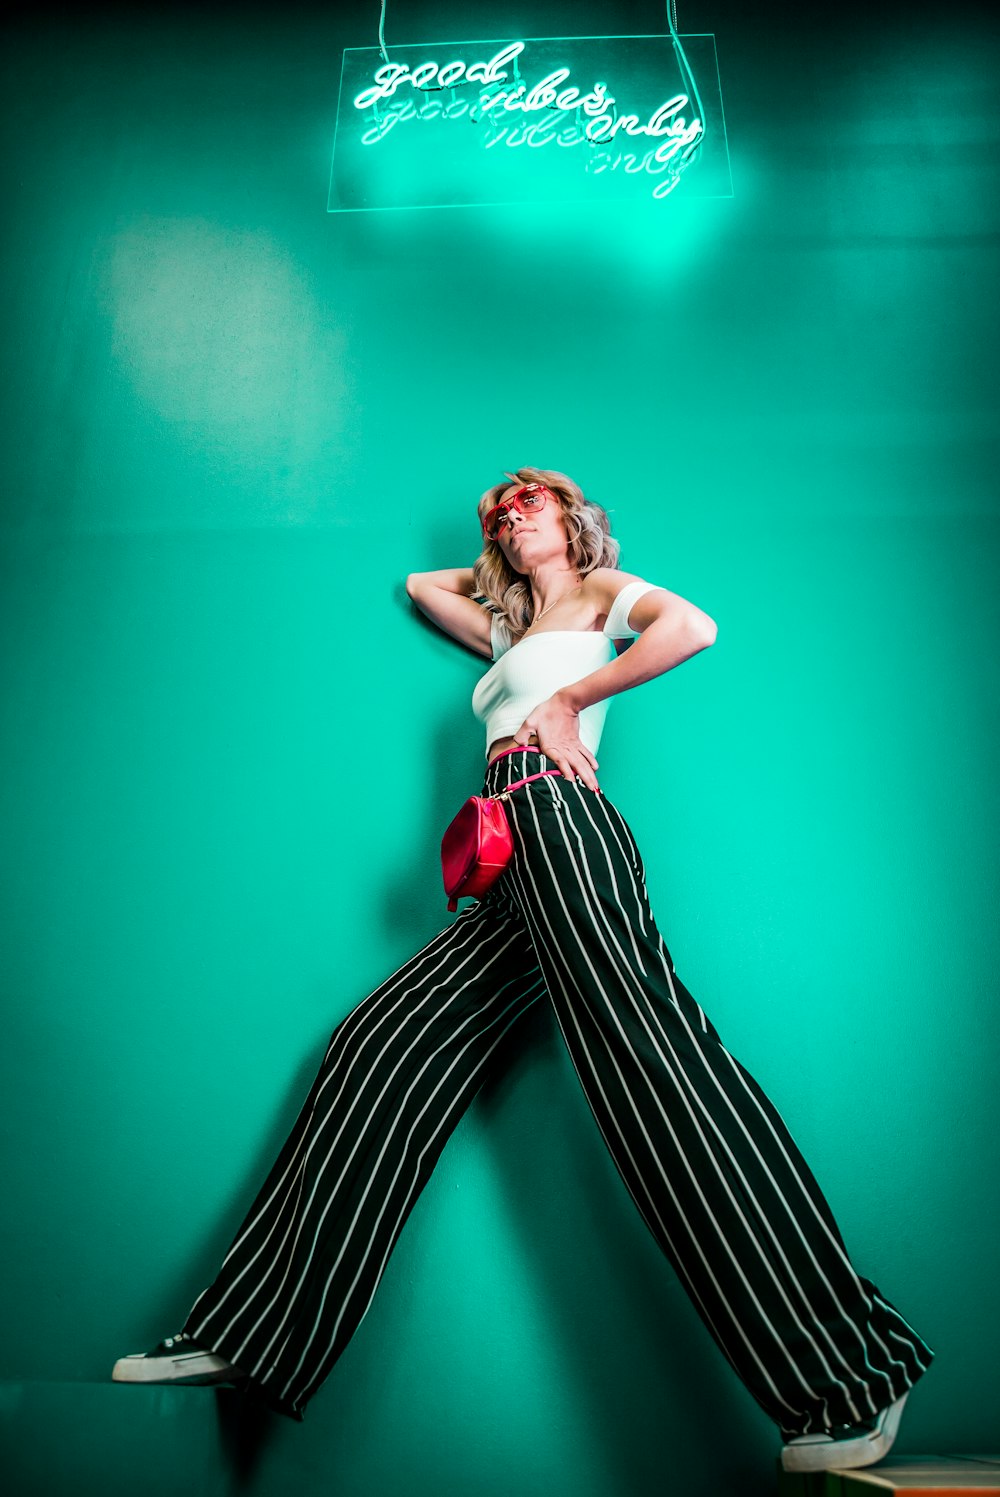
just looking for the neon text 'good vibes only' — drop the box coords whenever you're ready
[353,41,703,199]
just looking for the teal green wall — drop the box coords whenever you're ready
[2,3,998,1494]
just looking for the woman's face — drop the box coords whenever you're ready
[491,484,571,575]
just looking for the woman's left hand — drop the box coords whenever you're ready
[513,693,600,792]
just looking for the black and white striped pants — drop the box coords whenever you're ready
[184,748,932,1425]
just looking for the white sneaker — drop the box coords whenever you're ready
[780,1392,909,1472]
[112,1331,245,1386]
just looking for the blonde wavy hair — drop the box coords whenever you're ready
[473,467,620,638]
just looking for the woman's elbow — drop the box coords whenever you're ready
[405,573,423,601]
[687,609,717,648]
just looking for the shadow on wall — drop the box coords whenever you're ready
[472,1004,774,1495]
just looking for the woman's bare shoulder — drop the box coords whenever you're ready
[582,568,649,609]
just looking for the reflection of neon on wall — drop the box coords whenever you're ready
[352,41,703,200]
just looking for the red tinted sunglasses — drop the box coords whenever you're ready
[482,483,551,541]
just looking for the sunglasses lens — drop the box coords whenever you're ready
[484,505,507,539]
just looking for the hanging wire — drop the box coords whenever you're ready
[665,0,706,155]
[374,0,444,88]
[378,0,389,63]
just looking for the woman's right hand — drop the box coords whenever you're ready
[513,695,600,793]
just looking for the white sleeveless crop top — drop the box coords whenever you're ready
[471,579,658,758]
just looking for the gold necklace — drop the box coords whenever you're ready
[532,582,582,623]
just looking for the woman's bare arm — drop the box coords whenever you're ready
[405,568,493,659]
[555,580,717,716]
[512,570,717,791]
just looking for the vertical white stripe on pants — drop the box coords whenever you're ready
[185,749,932,1426]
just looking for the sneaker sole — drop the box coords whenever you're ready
[112,1350,245,1386]
[780,1392,909,1473]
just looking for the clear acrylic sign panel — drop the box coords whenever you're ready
[329,34,731,212]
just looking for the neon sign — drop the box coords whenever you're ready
[329,34,731,213]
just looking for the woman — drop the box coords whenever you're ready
[113,468,932,1473]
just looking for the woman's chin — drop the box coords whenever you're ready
[502,551,529,576]
[505,541,549,574]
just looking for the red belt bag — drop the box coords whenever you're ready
[441,759,562,911]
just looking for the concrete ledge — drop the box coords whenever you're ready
[1,1380,271,1497]
[7,1381,995,1497]
[778,1456,1000,1496]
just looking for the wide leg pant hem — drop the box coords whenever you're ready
[178,1317,306,1421]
